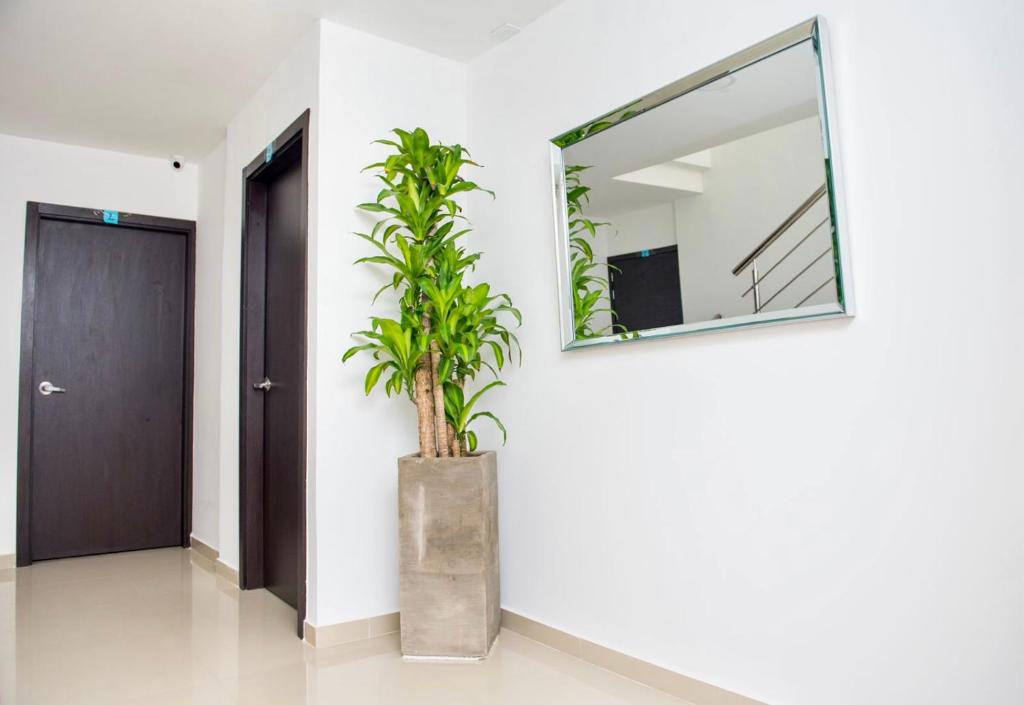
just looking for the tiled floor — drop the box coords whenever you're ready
[0,548,689,704]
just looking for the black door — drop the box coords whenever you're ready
[18,204,194,563]
[608,246,684,331]
[262,152,304,609]
[240,111,309,635]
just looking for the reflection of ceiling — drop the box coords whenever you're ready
[565,39,820,216]
[612,149,710,194]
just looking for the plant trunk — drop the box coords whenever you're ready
[457,378,468,455]
[447,422,461,458]
[429,342,449,458]
[415,315,437,458]
[414,359,436,458]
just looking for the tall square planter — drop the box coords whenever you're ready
[398,451,499,658]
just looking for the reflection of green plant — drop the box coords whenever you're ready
[344,128,521,458]
[565,165,623,339]
[552,101,642,148]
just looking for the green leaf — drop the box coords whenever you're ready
[357,202,396,213]
[364,363,387,395]
[343,343,377,362]
[469,411,507,444]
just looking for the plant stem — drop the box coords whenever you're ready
[457,378,468,455]
[430,341,449,458]
[415,315,437,458]
[447,421,461,458]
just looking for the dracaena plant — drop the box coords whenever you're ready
[344,128,521,458]
[565,165,623,339]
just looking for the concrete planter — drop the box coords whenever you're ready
[398,451,499,658]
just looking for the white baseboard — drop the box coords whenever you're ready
[187,536,237,586]
[501,610,768,705]
[303,607,766,704]
[304,612,400,648]
[188,535,218,561]
[213,559,239,585]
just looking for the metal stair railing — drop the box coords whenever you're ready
[732,184,835,313]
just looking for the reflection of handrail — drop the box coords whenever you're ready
[795,277,836,308]
[731,183,827,276]
[756,248,832,310]
[740,216,829,298]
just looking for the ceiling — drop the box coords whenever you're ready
[0,0,563,161]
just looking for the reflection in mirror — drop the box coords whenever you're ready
[551,19,853,349]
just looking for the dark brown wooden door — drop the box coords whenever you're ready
[262,154,304,608]
[240,111,309,636]
[27,216,188,561]
[608,246,684,331]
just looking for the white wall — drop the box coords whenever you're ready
[466,2,1024,705]
[9,6,1021,702]
[311,20,468,627]
[192,139,226,547]
[209,21,320,575]
[0,133,197,556]
[186,18,467,628]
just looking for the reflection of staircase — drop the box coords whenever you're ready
[732,184,835,313]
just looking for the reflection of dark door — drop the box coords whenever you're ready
[18,204,195,565]
[608,245,684,331]
[240,111,309,636]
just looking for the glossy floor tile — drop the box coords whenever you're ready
[0,548,690,704]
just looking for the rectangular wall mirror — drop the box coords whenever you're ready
[550,17,853,350]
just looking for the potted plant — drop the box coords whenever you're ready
[344,128,520,659]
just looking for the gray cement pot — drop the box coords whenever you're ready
[398,451,499,658]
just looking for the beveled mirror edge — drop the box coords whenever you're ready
[564,303,846,350]
[549,143,577,350]
[550,16,855,352]
[551,18,819,149]
[814,16,857,319]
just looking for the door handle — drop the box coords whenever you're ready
[39,381,67,395]
[253,377,274,392]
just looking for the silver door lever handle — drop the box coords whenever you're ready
[253,377,273,392]
[39,381,66,395]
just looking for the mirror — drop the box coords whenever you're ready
[550,18,853,350]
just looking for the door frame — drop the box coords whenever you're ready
[16,202,197,567]
[238,110,309,637]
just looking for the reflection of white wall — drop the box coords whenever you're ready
[600,202,676,256]
[675,116,832,323]
[589,117,830,327]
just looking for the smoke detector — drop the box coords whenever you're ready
[489,23,521,42]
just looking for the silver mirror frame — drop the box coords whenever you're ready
[550,17,854,351]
